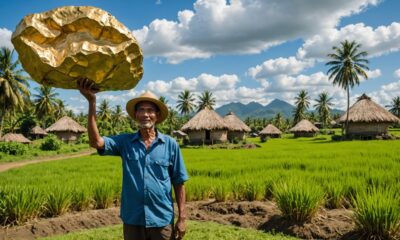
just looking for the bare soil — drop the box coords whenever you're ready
[0,200,361,240]
[0,149,96,173]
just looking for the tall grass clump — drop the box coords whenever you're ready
[231,181,263,201]
[44,187,72,217]
[213,183,230,202]
[0,187,43,225]
[92,182,115,209]
[353,187,400,239]
[324,183,345,209]
[71,188,93,211]
[273,179,325,221]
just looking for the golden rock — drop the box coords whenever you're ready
[11,6,143,91]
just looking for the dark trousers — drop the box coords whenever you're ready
[123,224,175,240]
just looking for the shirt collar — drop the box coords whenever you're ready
[131,129,166,143]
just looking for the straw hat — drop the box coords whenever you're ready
[126,91,168,124]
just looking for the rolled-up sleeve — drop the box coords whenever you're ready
[97,136,121,156]
[170,142,189,185]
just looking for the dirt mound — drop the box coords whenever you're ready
[1,200,358,240]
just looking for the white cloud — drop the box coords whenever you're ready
[247,57,315,80]
[365,69,381,79]
[133,0,379,63]
[298,22,400,60]
[394,68,400,78]
[0,28,12,49]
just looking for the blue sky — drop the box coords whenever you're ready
[1,0,399,114]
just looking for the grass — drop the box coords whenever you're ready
[40,221,299,240]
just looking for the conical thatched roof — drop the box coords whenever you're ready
[30,126,48,135]
[338,94,400,123]
[260,124,282,135]
[46,116,86,133]
[0,133,31,143]
[181,107,229,131]
[290,119,319,133]
[223,112,251,132]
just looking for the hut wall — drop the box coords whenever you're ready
[227,131,245,141]
[211,130,228,143]
[347,123,390,135]
[260,133,281,139]
[53,131,82,143]
[293,132,316,138]
[187,130,227,144]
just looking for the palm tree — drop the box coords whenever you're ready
[176,90,196,116]
[54,99,67,120]
[0,47,30,136]
[111,105,126,134]
[165,107,179,135]
[159,96,168,106]
[292,90,310,124]
[314,92,333,128]
[326,40,369,135]
[97,99,112,122]
[197,90,216,111]
[273,112,284,129]
[387,96,400,118]
[33,85,59,124]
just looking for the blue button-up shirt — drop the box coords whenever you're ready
[98,130,189,227]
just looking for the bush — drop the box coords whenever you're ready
[0,142,28,155]
[76,133,89,144]
[40,135,62,151]
[353,187,400,239]
[273,179,325,221]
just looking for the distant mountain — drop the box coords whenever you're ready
[215,99,345,120]
[216,99,294,119]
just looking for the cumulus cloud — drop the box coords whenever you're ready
[394,68,400,78]
[298,22,400,60]
[247,57,315,80]
[0,28,12,49]
[133,0,378,63]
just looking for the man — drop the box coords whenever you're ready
[77,78,189,240]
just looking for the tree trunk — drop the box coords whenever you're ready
[345,87,350,137]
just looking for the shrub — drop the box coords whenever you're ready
[43,187,72,217]
[76,133,89,144]
[40,135,62,151]
[353,187,400,239]
[0,142,28,155]
[273,180,325,221]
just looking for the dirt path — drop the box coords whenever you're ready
[0,200,363,240]
[0,149,96,173]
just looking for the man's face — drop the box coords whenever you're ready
[135,101,159,129]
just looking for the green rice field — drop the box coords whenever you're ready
[1,134,400,237]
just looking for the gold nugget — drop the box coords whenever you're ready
[12,6,143,91]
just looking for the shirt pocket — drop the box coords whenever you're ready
[151,158,171,181]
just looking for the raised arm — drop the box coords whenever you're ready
[77,78,104,149]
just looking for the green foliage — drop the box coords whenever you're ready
[273,179,325,221]
[213,182,230,202]
[353,187,400,239]
[0,142,28,155]
[71,187,92,211]
[40,134,62,151]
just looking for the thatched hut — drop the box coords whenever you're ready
[172,130,187,139]
[223,112,251,141]
[46,116,86,142]
[290,119,319,137]
[0,133,31,144]
[30,126,48,139]
[338,94,400,137]
[181,107,229,144]
[259,124,282,139]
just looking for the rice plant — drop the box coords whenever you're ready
[353,187,400,239]
[273,179,325,221]
[44,187,72,217]
[71,188,92,211]
[324,183,345,209]
[213,183,230,202]
[0,187,43,225]
[92,182,115,209]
